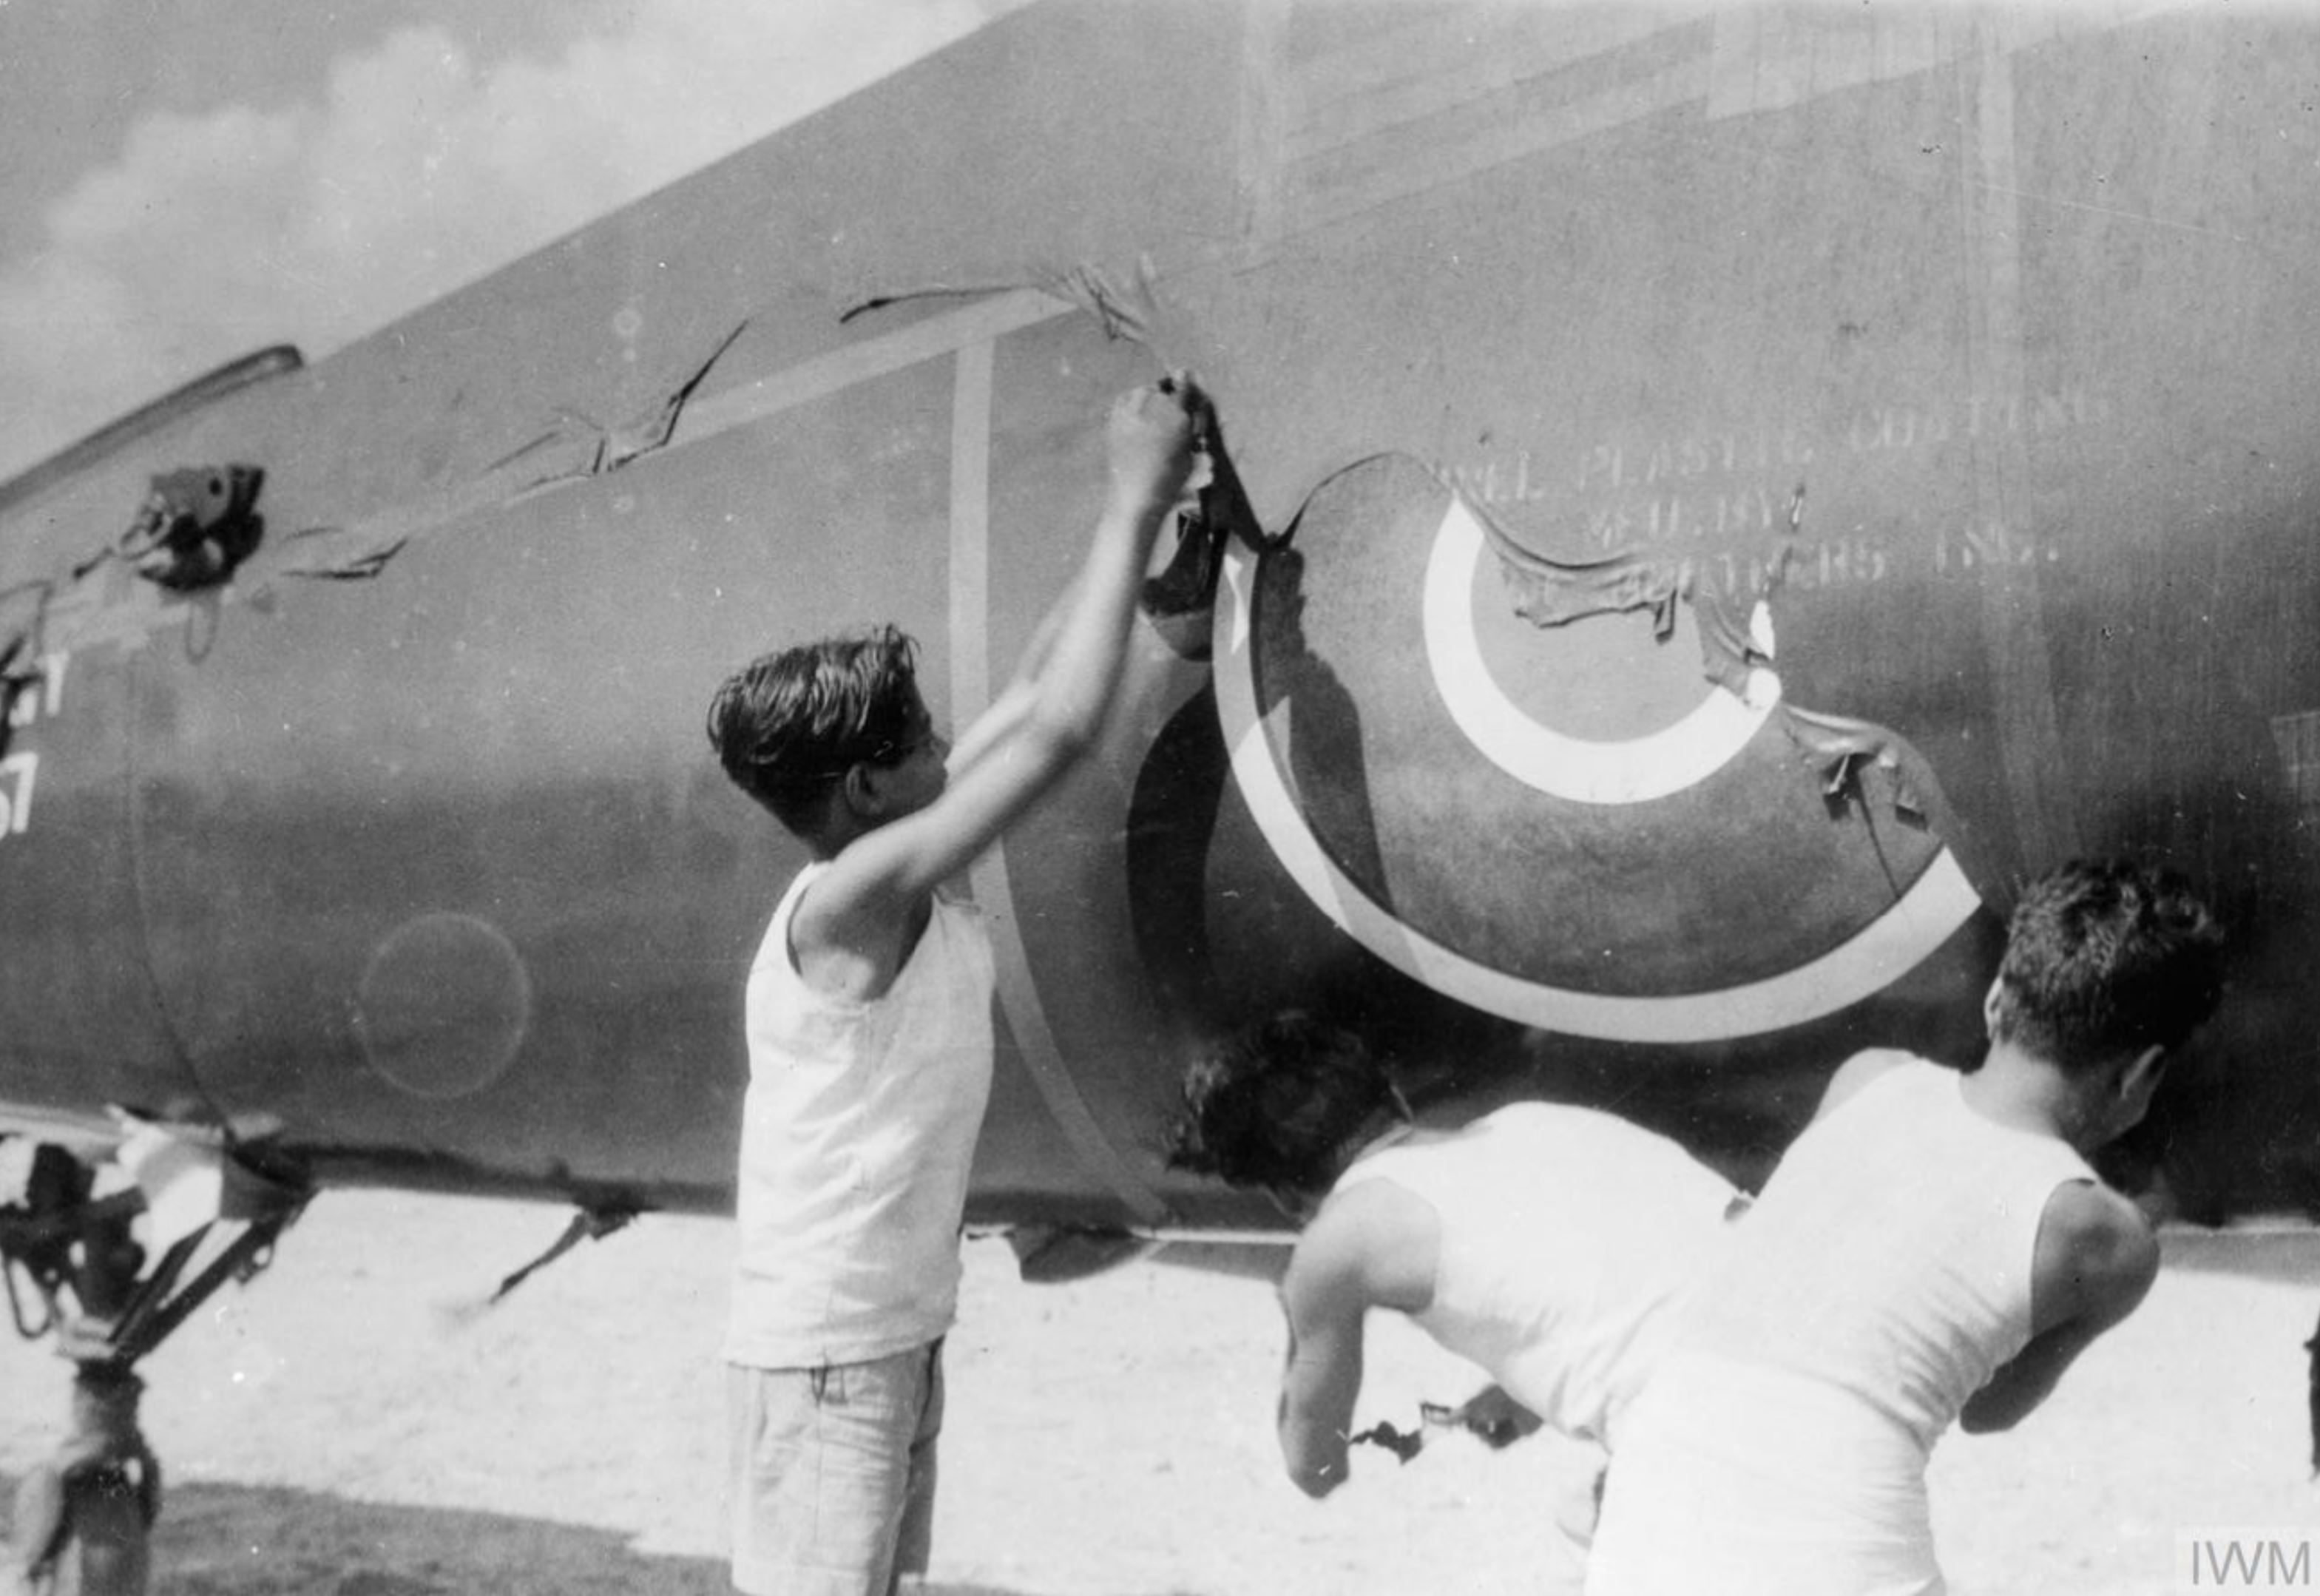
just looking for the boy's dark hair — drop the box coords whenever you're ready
[1167,1012,1397,1197]
[706,625,922,833]
[1990,858,2225,1072]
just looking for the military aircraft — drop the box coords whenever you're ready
[7,0,2320,1584]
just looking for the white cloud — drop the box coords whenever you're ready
[0,0,1003,480]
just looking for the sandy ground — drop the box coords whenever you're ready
[4,1191,2319,1595]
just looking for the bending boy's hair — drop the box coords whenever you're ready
[706,624,921,833]
[1169,1012,1399,1196]
[1991,857,2226,1072]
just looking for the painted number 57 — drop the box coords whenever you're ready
[0,752,38,839]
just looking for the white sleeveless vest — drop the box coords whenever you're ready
[1588,1056,2096,1596]
[723,865,995,1369]
[1334,1102,1737,1444]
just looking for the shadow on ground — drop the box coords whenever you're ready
[0,1473,1051,1596]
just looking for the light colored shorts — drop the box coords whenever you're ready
[727,1340,944,1596]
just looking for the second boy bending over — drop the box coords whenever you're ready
[1168,1012,1743,1583]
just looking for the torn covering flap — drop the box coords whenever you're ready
[481,405,606,479]
[276,530,408,581]
[1464,481,1805,698]
[1694,582,1778,701]
[1695,490,1806,700]
[839,278,1030,322]
[842,255,1191,371]
[601,317,750,470]
[1045,258,1177,358]
[1502,541,1685,638]
[1463,492,1687,638]
[488,319,753,494]
[1780,706,1941,828]
[243,321,757,591]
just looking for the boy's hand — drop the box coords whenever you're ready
[1105,372,1203,515]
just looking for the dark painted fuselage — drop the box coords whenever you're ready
[4,1,2317,1232]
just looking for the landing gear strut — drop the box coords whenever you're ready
[3,1133,308,1596]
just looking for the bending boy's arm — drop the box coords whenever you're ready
[1276,1223,1371,1499]
[805,381,1196,962]
[1959,1181,2158,1433]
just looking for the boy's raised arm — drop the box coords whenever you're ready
[801,377,1200,981]
[941,576,1075,780]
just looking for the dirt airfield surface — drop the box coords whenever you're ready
[4,1191,2319,1595]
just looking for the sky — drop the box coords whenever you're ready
[0,0,1027,481]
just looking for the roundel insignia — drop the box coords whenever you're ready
[1211,453,1983,1044]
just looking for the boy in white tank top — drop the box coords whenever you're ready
[1167,1012,1745,1584]
[706,377,1201,1596]
[1587,859,2226,1596]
